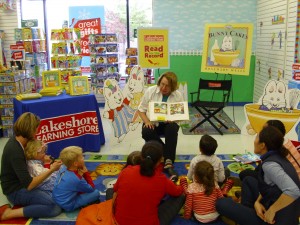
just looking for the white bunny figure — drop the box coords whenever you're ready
[220,36,233,52]
[103,79,135,142]
[259,80,288,111]
[123,65,145,127]
[210,39,219,64]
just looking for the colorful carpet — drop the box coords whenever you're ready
[9,154,257,225]
[180,108,241,135]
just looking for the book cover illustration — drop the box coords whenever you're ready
[126,48,137,56]
[42,71,61,88]
[233,153,261,164]
[69,76,90,95]
[22,28,33,40]
[149,101,189,122]
[14,28,23,41]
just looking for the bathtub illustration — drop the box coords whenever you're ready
[212,49,240,66]
[245,103,300,134]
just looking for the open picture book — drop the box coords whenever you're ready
[149,101,189,122]
[233,153,261,164]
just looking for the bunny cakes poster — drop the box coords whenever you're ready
[201,23,253,76]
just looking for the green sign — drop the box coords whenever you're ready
[21,19,38,28]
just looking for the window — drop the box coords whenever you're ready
[21,0,152,76]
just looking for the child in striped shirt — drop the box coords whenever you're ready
[181,161,224,223]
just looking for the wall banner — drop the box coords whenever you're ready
[138,28,169,69]
[201,23,253,76]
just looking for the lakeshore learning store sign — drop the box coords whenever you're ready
[36,111,99,144]
[201,23,253,76]
[138,28,169,69]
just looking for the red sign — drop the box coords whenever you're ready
[292,63,300,70]
[293,71,300,80]
[11,50,25,60]
[73,18,101,56]
[35,111,99,143]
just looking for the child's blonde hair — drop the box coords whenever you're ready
[25,140,44,160]
[59,146,83,168]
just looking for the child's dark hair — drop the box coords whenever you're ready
[140,141,163,177]
[265,120,286,136]
[194,161,215,196]
[259,126,288,157]
[124,151,142,169]
[199,135,218,156]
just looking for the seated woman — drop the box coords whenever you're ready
[0,112,62,221]
[137,71,184,169]
[112,141,185,225]
[216,126,300,225]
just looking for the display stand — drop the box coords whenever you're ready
[14,27,47,91]
[50,28,82,90]
[89,33,120,104]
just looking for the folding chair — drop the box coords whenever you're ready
[189,78,232,135]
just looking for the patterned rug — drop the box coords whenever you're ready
[180,108,241,135]
[8,154,257,225]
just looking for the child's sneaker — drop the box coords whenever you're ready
[221,178,234,196]
[164,159,173,169]
[167,167,178,183]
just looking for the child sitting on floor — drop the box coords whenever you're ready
[24,140,57,192]
[106,150,142,200]
[52,146,100,211]
[124,150,142,169]
[187,135,226,184]
[181,161,224,223]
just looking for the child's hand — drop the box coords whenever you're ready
[43,155,52,164]
[50,160,62,172]
[79,165,88,175]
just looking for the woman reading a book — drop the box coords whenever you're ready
[137,71,184,169]
[0,112,62,221]
[216,126,300,225]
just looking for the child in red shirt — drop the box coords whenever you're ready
[182,161,223,223]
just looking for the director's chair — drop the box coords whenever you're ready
[189,77,232,135]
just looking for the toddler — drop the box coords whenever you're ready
[52,146,100,211]
[124,150,142,169]
[25,140,57,192]
[182,161,223,223]
[187,134,225,184]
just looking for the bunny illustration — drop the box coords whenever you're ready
[220,36,233,52]
[123,65,145,127]
[210,39,219,64]
[259,80,287,111]
[103,79,135,142]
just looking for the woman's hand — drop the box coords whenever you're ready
[143,122,155,129]
[264,208,276,224]
[254,200,266,221]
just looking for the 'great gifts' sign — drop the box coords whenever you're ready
[74,18,101,56]
[138,28,169,69]
[36,111,99,143]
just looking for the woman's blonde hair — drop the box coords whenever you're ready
[25,140,43,160]
[59,146,83,168]
[14,112,40,140]
[157,71,178,92]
